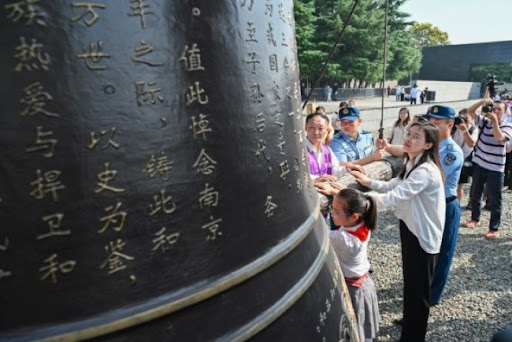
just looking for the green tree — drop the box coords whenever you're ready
[410,22,450,48]
[293,0,328,79]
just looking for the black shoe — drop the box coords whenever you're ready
[369,267,374,274]
[484,202,491,210]
[393,318,403,326]
[465,202,472,210]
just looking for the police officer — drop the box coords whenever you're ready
[427,105,463,306]
[330,107,385,166]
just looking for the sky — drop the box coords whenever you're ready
[400,0,512,45]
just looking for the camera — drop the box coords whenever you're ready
[482,74,497,113]
[454,116,466,125]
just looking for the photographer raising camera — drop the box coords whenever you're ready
[462,86,512,239]
[452,109,478,205]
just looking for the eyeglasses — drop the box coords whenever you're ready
[403,132,424,141]
[329,205,351,217]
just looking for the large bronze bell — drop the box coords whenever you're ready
[0,1,359,340]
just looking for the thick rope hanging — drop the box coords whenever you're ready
[301,0,361,111]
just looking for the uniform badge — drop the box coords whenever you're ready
[444,153,456,165]
[433,106,439,113]
[447,144,454,150]
[342,108,349,114]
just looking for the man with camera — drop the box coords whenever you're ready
[463,97,512,239]
[452,109,478,205]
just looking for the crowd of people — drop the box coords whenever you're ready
[304,95,512,341]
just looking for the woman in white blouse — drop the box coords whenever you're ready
[351,122,445,342]
[389,107,411,145]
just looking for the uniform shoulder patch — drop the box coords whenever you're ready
[446,144,454,151]
[444,153,456,165]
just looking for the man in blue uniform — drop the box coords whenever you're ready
[427,105,463,306]
[330,107,385,166]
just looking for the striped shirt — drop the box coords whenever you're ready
[472,115,512,172]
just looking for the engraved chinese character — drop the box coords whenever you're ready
[302,149,308,166]
[0,269,12,280]
[193,148,217,175]
[283,57,290,72]
[330,288,336,300]
[20,82,59,118]
[272,83,281,102]
[275,111,284,127]
[129,0,153,29]
[269,54,278,73]
[304,171,311,188]
[29,169,65,202]
[4,0,46,26]
[279,160,290,179]
[277,132,286,154]
[14,36,50,71]
[180,44,205,72]
[190,113,212,141]
[98,202,127,233]
[143,151,173,180]
[296,178,303,193]
[95,162,125,193]
[245,22,257,43]
[265,0,273,16]
[293,81,300,98]
[325,298,331,313]
[255,139,270,161]
[264,196,277,218]
[294,157,300,171]
[39,253,76,284]
[76,41,110,70]
[0,237,9,251]
[198,183,219,209]
[240,0,253,11]
[70,2,105,26]
[246,52,260,74]
[149,190,176,216]
[152,227,179,253]
[202,216,223,241]
[132,40,162,66]
[135,81,164,105]
[279,3,286,23]
[294,129,304,143]
[249,83,263,103]
[186,81,209,106]
[25,126,57,158]
[37,213,71,240]
[281,32,288,47]
[266,23,276,46]
[88,127,119,150]
[100,239,134,274]
[319,311,327,326]
[255,112,265,133]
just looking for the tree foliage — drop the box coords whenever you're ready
[293,0,431,87]
[410,22,450,48]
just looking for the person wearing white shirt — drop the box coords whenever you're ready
[410,84,423,105]
[351,122,445,342]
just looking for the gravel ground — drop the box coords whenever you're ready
[367,182,512,342]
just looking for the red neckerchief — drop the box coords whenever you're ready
[344,223,369,242]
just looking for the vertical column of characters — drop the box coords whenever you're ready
[278,0,311,198]
[315,265,342,341]
[183,6,223,242]
[3,0,77,285]
[69,1,129,280]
